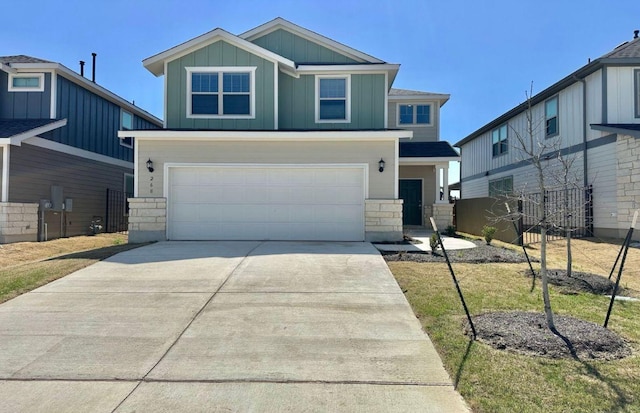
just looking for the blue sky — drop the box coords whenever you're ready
[3,0,640,183]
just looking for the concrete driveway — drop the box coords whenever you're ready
[0,241,469,412]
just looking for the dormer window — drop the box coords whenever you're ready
[397,103,431,126]
[186,67,256,119]
[316,75,351,123]
[8,73,44,92]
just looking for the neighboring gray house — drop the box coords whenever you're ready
[455,31,640,239]
[0,55,161,243]
[121,18,458,243]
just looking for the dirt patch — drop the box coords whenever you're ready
[0,233,128,269]
[383,240,535,263]
[468,311,631,360]
[524,269,617,295]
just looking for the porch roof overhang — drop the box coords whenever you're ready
[0,118,67,146]
[398,141,459,165]
[591,123,640,139]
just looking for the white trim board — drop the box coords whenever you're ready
[119,129,412,141]
[24,137,134,169]
[1,144,9,202]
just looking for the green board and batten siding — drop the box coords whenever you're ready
[278,72,386,130]
[250,29,359,64]
[166,40,275,130]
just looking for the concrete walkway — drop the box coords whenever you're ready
[0,241,469,412]
[374,228,477,253]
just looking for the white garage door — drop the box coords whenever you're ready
[168,165,365,241]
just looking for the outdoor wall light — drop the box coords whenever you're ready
[378,158,385,173]
[146,158,154,173]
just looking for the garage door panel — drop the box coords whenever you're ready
[169,166,365,241]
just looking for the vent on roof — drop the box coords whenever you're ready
[635,30,639,39]
[614,41,629,49]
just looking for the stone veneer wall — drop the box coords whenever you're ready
[365,199,403,242]
[128,198,167,243]
[0,202,38,243]
[617,134,640,239]
[432,203,454,231]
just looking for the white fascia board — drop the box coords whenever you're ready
[400,156,459,165]
[296,64,400,73]
[389,94,451,106]
[24,136,133,169]
[5,119,67,146]
[0,62,17,74]
[119,130,413,141]
[10,63,162,126]
[143,28,296,77]
[240,17,385,64]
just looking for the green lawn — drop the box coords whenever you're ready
[389,238,640,413]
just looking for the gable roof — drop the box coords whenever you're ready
[455,34,640,148]
[240,17,384,64]
[143,28,296,77]
[389,88,451,106]
[0,55,52,64]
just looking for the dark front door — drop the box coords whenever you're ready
[399,179,422,226]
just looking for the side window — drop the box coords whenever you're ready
[120,110,133,148]
[489,176,513,197]
[491,124,508,156]
[316,76,350,123]
[545,96,559,137]
[8,73,44,92]
[397,103,432,126]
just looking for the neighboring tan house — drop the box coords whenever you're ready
[455,31,640,240]
[0,55,161,243]
[121,17,457,243]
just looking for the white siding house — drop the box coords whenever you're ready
[455,32,640,240]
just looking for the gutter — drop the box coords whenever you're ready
[574,75,589,188]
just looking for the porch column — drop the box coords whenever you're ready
[1,145,9,202]
[436,165,449,204]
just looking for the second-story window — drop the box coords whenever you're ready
[545,96,559,137]
[120,110,133,148]
[492,124,508,156]
[398,104,431,126]
[316,75,350,123]
[187,67,256,118]
[8,73,45,92]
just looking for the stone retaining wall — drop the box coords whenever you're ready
[128,198,167,243]
[365,199,403,242]
[0,202,38,243]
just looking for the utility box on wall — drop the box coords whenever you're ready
[51,186,64,211]
[64,198,73,212]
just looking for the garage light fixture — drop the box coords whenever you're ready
[146,158,154,173]
[378,158,385,173]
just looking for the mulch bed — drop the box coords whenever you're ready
[468,311,631,360]
[524,269,617,295]
[383,240,535,264]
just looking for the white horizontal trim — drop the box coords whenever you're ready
[23,136,134,169]
[143,28,296,77]
[119,129,413,141]
[8,63,162,126]
[0,119,67,146]
[389,94,450,102]
[297,64,399,73]
[239,18,384,64]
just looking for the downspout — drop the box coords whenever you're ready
[574,76,588,188]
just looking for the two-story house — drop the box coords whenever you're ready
[122,18,457,243]
[0,55,161,243]
[455,31,640,240]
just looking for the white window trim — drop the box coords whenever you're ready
[395,102,432,127]
[315,74,351,123]
[185,66,256,119]
[120,109,134,149]
[8,73,45,92]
